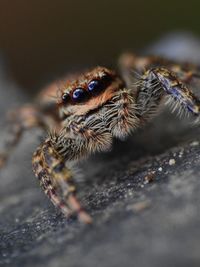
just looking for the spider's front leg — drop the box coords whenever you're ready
[135,67,200,123]
[32,122,112,224]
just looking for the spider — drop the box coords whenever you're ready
[1,53,200,223]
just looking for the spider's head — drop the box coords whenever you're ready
[59,67,124,119]
[58,67,137,142]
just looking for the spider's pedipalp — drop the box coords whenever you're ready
[105,88,139,139]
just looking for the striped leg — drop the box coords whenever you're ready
[135,67,200,123]
[32,139,92,224]
[32,123,112,223]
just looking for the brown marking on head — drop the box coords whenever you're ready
[59,67,124,116]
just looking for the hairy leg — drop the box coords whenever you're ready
[32,123,112,223]
[118,53,200,89]
[0,105,48,168]
[0,79,64,169]
[0,72,67,169]
[134,67,200,123]
[32,139,92,223]
[105,88,139,139]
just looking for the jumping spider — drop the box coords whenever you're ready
[1,53,200,223]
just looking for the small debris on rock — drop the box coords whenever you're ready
[127,200,151,212]
[190,140,199,147]
[178,149,184,158]
[169,158,176,165]
[15,218,19,223]
[144,171,155,184]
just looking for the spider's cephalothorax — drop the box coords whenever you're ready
[1,54,200,223]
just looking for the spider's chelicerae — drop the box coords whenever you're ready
[1,53,200,223]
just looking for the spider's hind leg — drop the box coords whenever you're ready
[0,105,48,169]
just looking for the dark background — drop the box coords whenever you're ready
[0,0,200,91]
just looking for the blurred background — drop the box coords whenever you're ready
[0,0,200,92]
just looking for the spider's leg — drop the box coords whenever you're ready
[0,104,58,169]
[0,105,43,168]
[0,73,65,169]
[32,139,92,224]
[118,53,170,88]
[118,53,140,88]
[118,53,200,89]
[32,123,112,223]
[135,67,200,123]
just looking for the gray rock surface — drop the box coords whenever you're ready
[1,33,200,267]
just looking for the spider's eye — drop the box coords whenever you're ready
[88,74,112,94]
[72,88,88,102]
[62,92,70,104]
[101,73,112,83]
[88,79,101,92]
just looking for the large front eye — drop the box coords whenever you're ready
[72,88,88,102]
